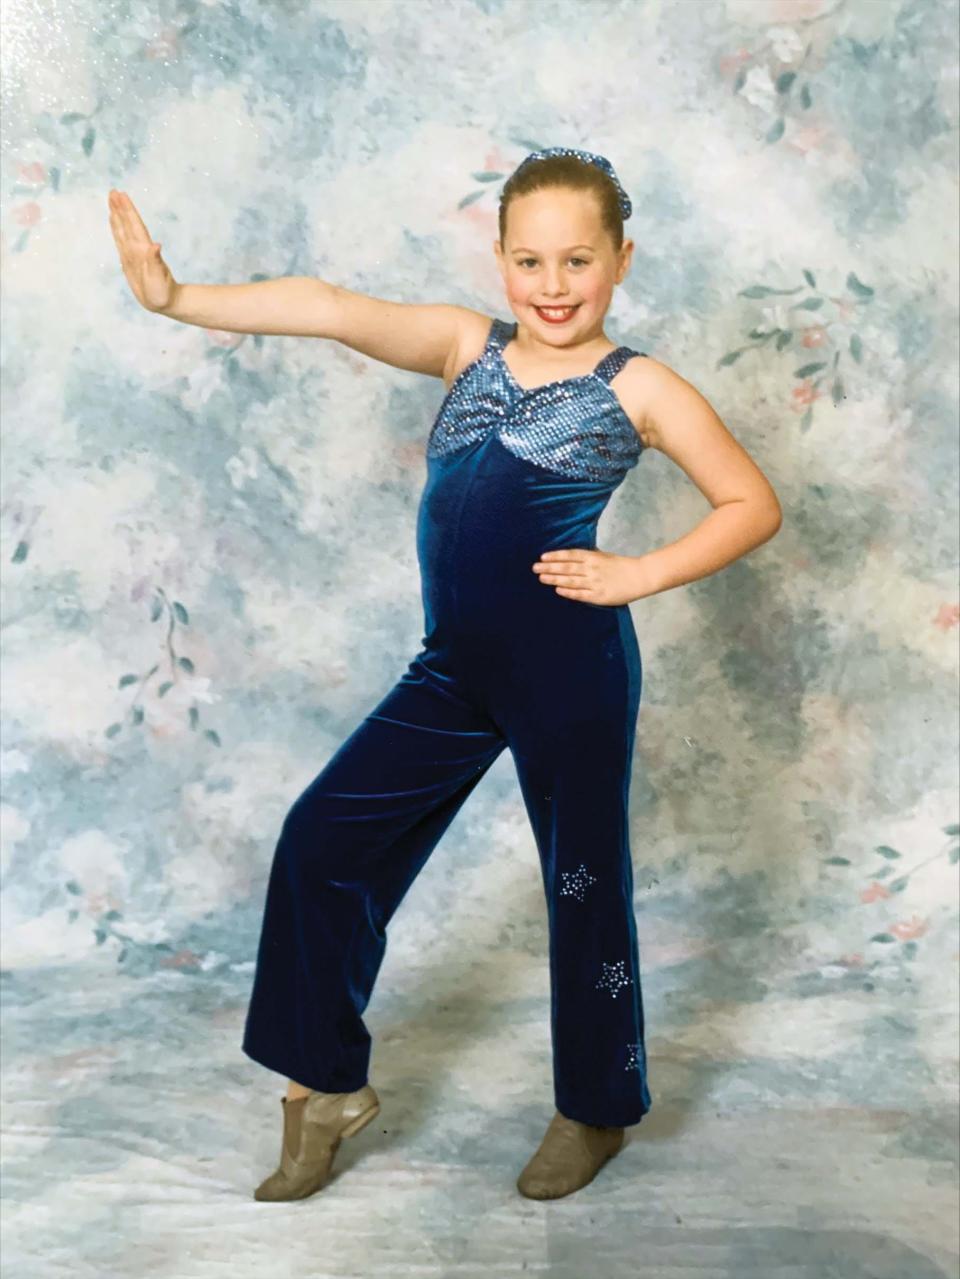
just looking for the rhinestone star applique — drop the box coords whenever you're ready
[559,863,598,903]
[625,1041,644,1072]
[595,960,633,999]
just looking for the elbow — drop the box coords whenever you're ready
[754,499,783,543]
[759,489,783,537]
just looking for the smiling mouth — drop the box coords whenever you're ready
[534,304,580,320]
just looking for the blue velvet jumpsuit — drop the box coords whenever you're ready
[242,317,652,1127]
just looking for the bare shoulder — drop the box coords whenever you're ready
[610,351,666,451]
[616,353,712,453]
[621,353,752,471]
[442,308,497,388]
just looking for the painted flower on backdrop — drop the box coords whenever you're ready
[205,328,244,349]
[144,26,181,60]
[18,162,47,184]
[107,591,221,747]
[13,202,41,228]
[768,26,806,63]
[718,48,752,78]
[861,882,892,904]
[820,825,958,975]
[798,324,829,349]
[723,9,831,145]
[888,916,929,942]
[791,381,824,410]
[722,270,874,433]
[147,674,219,738]
[159,948,202,968]
[739,64,780,112]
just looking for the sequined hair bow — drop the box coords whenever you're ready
[510,146,633,220]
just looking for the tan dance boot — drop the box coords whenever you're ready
[253,1084,381,1202]
[516,1111,625,1200]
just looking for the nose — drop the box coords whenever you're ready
[538,279,573,301]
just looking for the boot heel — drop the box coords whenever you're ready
[253,1087,382,1202]
[342,1101,380,1138]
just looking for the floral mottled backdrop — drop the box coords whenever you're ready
[2,1,958,1276]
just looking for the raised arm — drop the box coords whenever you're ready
[107,189,476,380]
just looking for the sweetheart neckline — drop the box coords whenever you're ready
[433,351,646,457]
[497,323,631,396]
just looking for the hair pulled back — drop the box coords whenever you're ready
[498,153,626,253]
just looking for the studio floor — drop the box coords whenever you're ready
[2,956,957,1279]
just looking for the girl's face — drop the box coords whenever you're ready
[494,187,633,345]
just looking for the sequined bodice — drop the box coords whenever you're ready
[416,316,648,643]
[426,318,646,484]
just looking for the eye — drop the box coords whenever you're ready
[517,257,591,269]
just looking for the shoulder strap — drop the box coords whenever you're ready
[486,317,514,352]
[594,346,647,384]
[484,322,646,377]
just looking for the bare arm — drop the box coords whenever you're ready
[108,189,473,380]
[630,356,782,597]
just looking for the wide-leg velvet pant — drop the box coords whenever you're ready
[242,614,652,1128]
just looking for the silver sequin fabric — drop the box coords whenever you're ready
[426,318,647,484]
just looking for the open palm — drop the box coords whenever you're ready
[107,190,177,313]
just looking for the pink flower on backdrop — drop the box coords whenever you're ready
[889,915,929,941]
[148,720,179,740]
[19,162,47,184]
[861,882,892,903]
[933,603,959,630]
[717,48,752,78]
[791,382,824,409]
[800,326,829,348]
[461,201,498,237]
[145,27,180,60]
[789,126,830,155]
[204,328,244,349]
[14,202,41,228]
[839,953,865,967]
[87,891,124,914]
[453,146,515,238]
[160,948,202,968]
[483,146,514,172]
[390,443,424,469]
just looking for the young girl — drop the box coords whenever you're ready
[108,147,782,1204]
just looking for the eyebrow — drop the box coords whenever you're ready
[510,244,596,253]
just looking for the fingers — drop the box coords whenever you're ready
[108,192,134,256]
[109,190,151,249]
[108,208,128,257]
[533,561,590,578]
[535,562,593,585]
[123,194,153,243]
[539,574,591,588]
